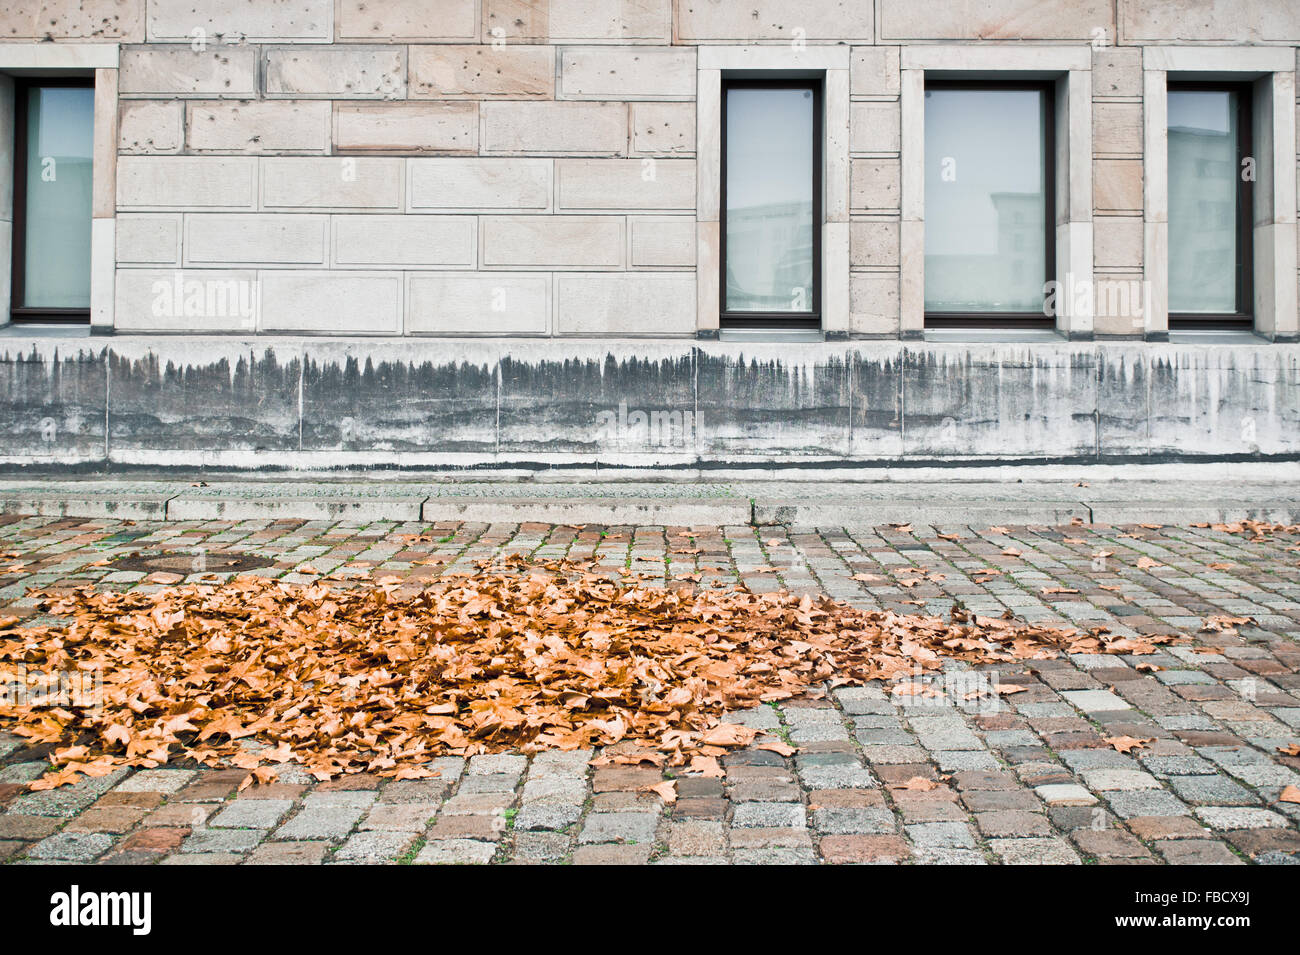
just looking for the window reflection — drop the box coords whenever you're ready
[724,86,815,314]
[1168,89,1240,315]
[924,86,1049,314]
[18,84,95,312]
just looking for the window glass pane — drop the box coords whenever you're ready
[724,86,814,313]
[924,87,1048,313]
[1168,90,1238,314]
[21,85,94,310]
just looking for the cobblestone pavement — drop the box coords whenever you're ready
[1,514,1298,865]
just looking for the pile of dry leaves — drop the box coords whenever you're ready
[0,557,1173,788]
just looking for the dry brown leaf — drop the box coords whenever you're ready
[646,780,677,804]
[393,766,440,780]
[1278,784,1300,805]
[700,723,757,747]
[686,755,724,778]
[1105,735,1153,754]
[756,739,795,757]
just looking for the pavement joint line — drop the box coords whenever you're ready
[1,480,1298,528]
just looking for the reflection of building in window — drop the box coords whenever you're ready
[15,84,95,314]
[1169,123,1236,310]
[724,199,814,310]
[925,191,1045,311]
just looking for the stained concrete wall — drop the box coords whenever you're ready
[1,336,1295,469]
[1,2,1299,338]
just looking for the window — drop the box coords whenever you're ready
[721,78,821,327]
[10,78,94,322]
[1167,83,1252,326]
[924,82,1054,326]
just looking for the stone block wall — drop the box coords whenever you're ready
[0,1,1297,339]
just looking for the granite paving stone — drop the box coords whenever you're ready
[0,514,1295,865]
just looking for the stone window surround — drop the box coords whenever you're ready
[1142,46,1298,342]
[899,45,1094,340]
[695,45,851,339]
[0,44,118,332]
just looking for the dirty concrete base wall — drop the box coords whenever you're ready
[1,338,1297,472]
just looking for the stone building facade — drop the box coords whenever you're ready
[0,1,1298,472]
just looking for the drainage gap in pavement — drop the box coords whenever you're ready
[111,550,277,575]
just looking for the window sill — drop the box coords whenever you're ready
[924,327,1065,344]
[1167,327,1266,345]
[717,327,825,343]
[0,323,91,338]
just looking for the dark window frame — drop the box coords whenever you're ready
[1167,80,1253,329]
[9,75,95,324]
[923,79,1057,329]
[720,76,823,330]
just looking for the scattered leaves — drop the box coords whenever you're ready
[1199,520,1300,540]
